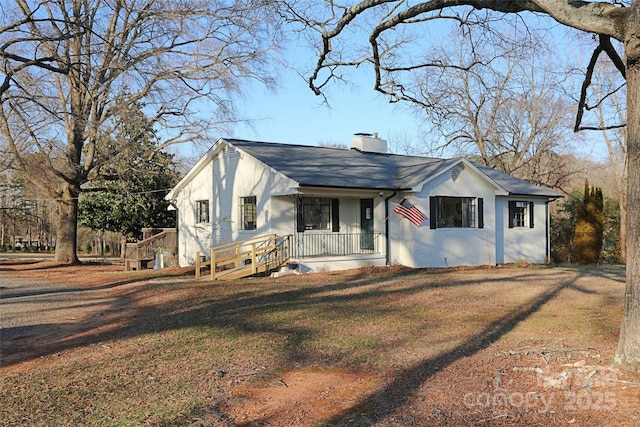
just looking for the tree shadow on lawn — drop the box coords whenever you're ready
[320,272,602,426]
[581,265,626,283]
[0,267,606,423]
[0,268,554,368]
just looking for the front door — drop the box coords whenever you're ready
[360,198,374,251]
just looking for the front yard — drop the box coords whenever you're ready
[1,263,638,425]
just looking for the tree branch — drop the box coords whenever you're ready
[574,34,626,132]
[308,0,628,97]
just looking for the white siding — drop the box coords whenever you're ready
[413,164,497,268]
[389,164,550,269]
[174,146,297,267]
[270,196,294,236]
[499,199,549,264]
[174,160,215,266]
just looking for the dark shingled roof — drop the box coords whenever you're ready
[225,138,560,197]
[472,162,561,197]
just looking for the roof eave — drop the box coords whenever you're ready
[507,192,564,200]
[297,183,406,192]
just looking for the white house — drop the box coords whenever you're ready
[165,135,561,272]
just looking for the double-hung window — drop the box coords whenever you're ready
[509,201,534,228]
[196,200,210,223]
[430,196,484,229]
[240,196,257,230]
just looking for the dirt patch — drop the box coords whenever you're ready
[226,369,383,426]
[220,350,640,426]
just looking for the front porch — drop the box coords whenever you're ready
[289,232,386,273]
[194,232,386,279]
[291,232,381,258]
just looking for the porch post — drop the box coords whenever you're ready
[211,250,216,281]
[384,192,397,266]
[251,243,257,275]
[195,250,201,279]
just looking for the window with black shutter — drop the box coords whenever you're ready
[508,201,534,228]
[429,196,481,229]
[295,197,339,232]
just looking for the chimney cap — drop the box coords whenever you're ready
[354,132,379,138]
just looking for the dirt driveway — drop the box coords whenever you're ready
[0,261,190,370]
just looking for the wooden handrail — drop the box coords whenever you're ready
[124,229,177,271]
[196,234,291,280]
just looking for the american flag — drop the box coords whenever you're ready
[393,199,426,226]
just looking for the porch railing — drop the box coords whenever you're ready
[291,232,381,258]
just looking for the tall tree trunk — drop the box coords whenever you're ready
[615,9,640,369]
[54,185,80,264]
[619,166,628,264]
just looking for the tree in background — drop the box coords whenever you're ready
[550,191,580,264]
[284,0,640,372]
[400,21,579,191]
[551,183,621,265]
[0,0,282,264]
[0,171,55,251]
[579,54,628,262]
[574,180,605,265]
[602,195,622,264]
[79,97,179,246]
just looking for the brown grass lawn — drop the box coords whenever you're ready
[1,262,639,426]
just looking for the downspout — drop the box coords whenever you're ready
[545,200,550,262]
[384,191,397,266]
[169,199,179,264]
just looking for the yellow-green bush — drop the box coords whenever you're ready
[574,180,604,265]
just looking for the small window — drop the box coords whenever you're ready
[509,201,534,228]
[240,196,257,230]
[511,201,527,227]
[196,200,209,223]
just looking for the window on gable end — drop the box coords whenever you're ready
[431,196,477,228]
[196,200,210,223]
[240,196,257,230]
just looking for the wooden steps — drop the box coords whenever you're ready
[195,234,291,280]
[124,228,177,271]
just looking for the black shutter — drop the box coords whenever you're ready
[331,198,340,232]
[529,202,535,228]
[478,198,484,229]
[430,197,437,229]
[508,201,515,228]
[296,198,305,232]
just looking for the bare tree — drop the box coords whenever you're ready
[410,23,580,191]
[289,0,640,370]
[576,52,628,262]
[0,0,282,263]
